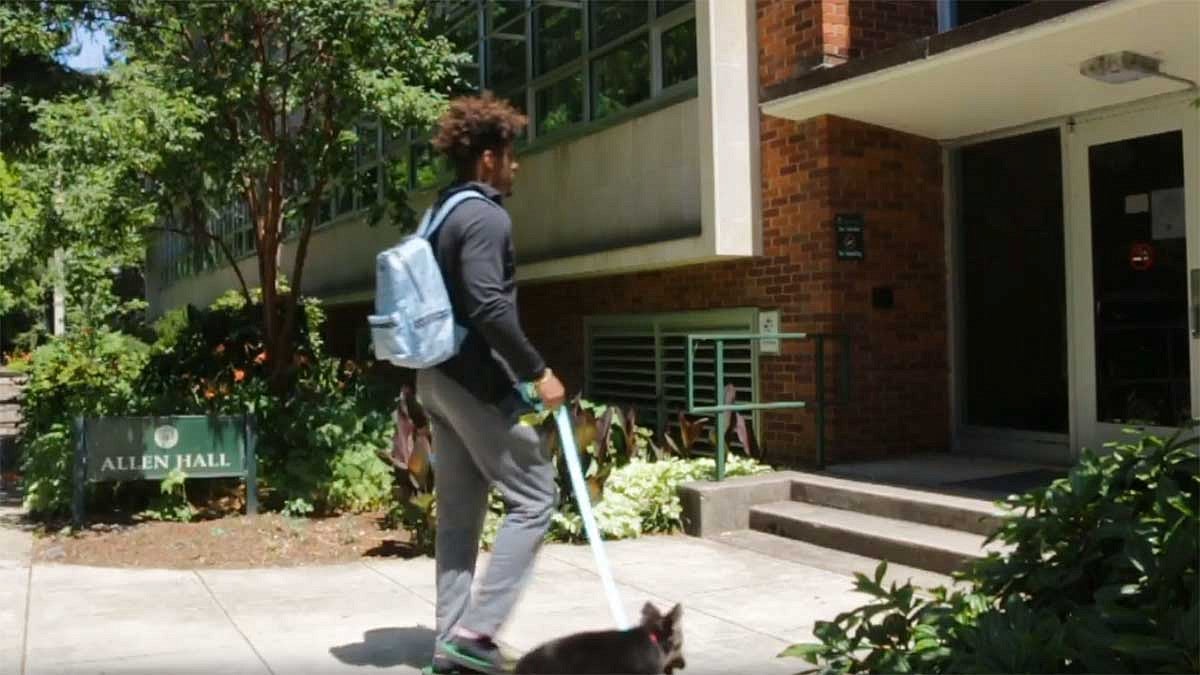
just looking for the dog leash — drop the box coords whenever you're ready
[553,405,631,630]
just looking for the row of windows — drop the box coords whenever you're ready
[438,0,697,138]
[159,123,389,284]
[159,0,698,284]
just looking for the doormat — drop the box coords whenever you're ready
[948,469,1067,496]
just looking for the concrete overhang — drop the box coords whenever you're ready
[761,0,1200,141]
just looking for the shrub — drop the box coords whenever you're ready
[783,427,1200,674]
[390,391,774,552]
[141,469,196,523]
[137,292,399,513]
[16,328,149,515]
[20,424,75,516]
[19,289,400,519]
[478,455,772,548]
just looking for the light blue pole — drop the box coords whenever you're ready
[554,406,630,630]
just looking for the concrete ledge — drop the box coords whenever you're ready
[677,471,804,537]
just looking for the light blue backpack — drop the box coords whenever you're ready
[369,189,489,369]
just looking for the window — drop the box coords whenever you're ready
[483,0,695,142]
[534,4,582,75]
[159,121,389,281]
[412,141,445,192]
[448,12,480,52]
[385,128,413,189]
[660,18,696,89]
[489,0,525,29]
[591,36,650,119]
[354,124,381,209]
[222,203,254,260]
[536,72,584,135]
[656,0,689,16]
[488,22,526,93]
[589,1,647,48]
[585,309,759,450]
[316,123,385,225]
[938,0,1031,31]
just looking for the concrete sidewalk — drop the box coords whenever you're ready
[1,513,881,674]
[2,501,33,675]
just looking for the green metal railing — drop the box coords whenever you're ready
[686,332,851,480]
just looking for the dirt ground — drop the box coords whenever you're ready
[32,511,419,568]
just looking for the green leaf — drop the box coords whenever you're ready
[778,643,825,663]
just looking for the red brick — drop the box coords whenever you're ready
[518,2,947,468]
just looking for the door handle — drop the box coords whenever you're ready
[1192,269,1200,338]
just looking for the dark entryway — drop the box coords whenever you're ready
[957,128,1069,435]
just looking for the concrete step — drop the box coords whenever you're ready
[789,473,1005,536]
[0,409,20,426]
[749,501,1004,576]
[712,529,959,591]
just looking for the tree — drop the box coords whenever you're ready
[0,1,93,155]
[89,0,461,386]
[1,61,209,333]
[1,1,98,348]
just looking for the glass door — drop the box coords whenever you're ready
[1068,98,1199,453]
[953,128,1072,463]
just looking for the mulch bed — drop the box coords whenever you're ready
[32,511,420,568]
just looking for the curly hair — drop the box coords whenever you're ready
[432,92,527,178]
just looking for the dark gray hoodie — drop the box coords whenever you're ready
[426,180,546,404]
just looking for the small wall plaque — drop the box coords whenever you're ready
[836,214,865,261]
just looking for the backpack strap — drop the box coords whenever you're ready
[417,188,491,240]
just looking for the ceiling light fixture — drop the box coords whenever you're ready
[1080,51,1197,88]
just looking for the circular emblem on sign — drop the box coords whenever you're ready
[154,425,179,449]
[1129,242,1155,271]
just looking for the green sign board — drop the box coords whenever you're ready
[73,415,257,526]
[84,416,247,481]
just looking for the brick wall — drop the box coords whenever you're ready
[522,114,946,465]
[759,0,937,86]
[840,1,938,60]
[518,1,947,466]
[757,0,824,91]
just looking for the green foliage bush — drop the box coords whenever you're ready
[390,393,773,555]
[475,452,770,549]
[783,427,1199,674]
[17,290,400,518]
[15,328,149,515]
[134,291,399,514]
[17,296,772,545]
[141,469,196,523]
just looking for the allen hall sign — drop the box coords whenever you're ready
[72,415,258,526]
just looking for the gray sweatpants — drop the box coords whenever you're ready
[416,367,557,641]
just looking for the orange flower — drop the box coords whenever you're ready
[214,344,226,355]
[233,369,246,383]
[204,388,216,400]
[254,351,268,365]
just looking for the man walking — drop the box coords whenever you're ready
[417,93,566,674]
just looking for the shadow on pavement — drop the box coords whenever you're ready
[329,625,436,669]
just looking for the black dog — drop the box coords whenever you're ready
[514,602,685,674]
